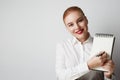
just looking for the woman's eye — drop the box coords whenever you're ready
[68,24,74,27]
[78,18,83,22]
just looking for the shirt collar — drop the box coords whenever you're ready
[72,35,93,45]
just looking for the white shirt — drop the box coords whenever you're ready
[56,36,111,80]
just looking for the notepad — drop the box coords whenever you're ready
[90,33,115,71]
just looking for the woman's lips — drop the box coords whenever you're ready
[75,29,84,34]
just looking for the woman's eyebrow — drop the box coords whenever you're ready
[77,16,84,21]
[67,22,72,25]
[78,16,84,19]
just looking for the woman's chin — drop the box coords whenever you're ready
[76,33,88,41]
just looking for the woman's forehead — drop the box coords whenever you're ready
[64,10,83,19]
[64,11,84,21]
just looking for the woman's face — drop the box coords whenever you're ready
[64,11,89,42]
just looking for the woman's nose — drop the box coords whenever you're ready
[74,24,81,29]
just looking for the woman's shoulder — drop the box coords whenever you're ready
[56,38,73,46]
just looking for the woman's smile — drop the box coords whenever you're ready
[75,29,84,35]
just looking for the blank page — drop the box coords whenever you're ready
[90,33,115,71]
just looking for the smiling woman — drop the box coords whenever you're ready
[55,6,115,80]
[63,8,88,43]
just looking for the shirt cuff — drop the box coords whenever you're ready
[71,62,90,80]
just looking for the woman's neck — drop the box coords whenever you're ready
[77,32,90,44]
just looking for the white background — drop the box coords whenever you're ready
[0,0,120,80]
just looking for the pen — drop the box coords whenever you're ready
[96,51,105,57]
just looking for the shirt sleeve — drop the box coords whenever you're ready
[55,43,90,80]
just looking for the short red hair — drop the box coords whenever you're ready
[63,6,85,20]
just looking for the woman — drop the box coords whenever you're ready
[56,6,115,80]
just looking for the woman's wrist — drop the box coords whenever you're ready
[87,61,94,69]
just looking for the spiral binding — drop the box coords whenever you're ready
[95,33,114,37]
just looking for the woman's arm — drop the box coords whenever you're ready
[55,43,89,80]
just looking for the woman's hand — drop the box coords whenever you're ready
[87,51,108,69]
[103,60,115,79]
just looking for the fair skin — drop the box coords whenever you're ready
[64,11,89,43]
[64,10,114,79]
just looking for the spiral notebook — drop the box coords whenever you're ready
[90,33,115,71]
